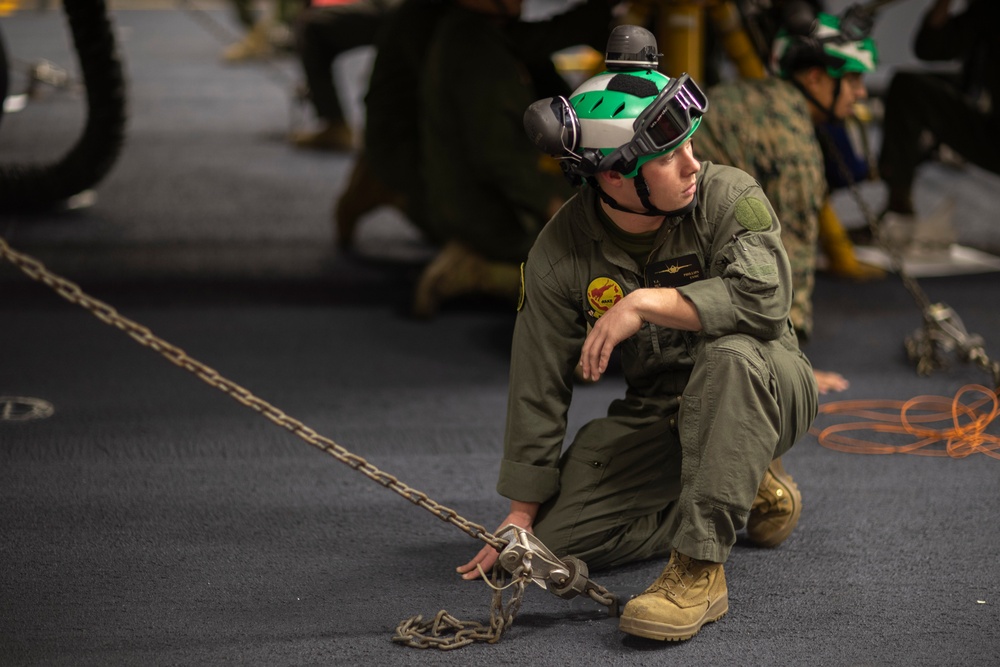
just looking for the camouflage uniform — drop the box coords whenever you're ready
[695,77,825,339]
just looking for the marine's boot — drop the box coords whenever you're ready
[411,242,520,318]
[878,197,957,257]
[747,457,802,548]
[619,550,728,641]
[222,20,274,62]
[818,200,885,281]
[333,154,406,249]
[290,120,355,152]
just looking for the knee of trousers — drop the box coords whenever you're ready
[683,333,782,445]
[688,333,817,460]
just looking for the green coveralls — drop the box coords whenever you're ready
[497,163,819,569]
[695,76,826,340]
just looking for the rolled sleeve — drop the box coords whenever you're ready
[676,276,737,336]
[497,459,561,503]
[678,171,793,340]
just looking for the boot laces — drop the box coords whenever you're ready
[649,552,695,595]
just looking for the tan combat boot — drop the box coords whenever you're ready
[619,549,728,641]
[411,242,520,318]
[747,457,802,548]
[290,120,355,152]
[222,20,274,62]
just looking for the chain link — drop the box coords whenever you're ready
[814,121,934,313]
[814,121,1000,385]
[585,581,620,615]
[393,567,529,649]
[1,236,632,647]
[0,236,508,552]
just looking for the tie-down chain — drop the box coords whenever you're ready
[0,236,620,649]
[816,125,1000,388]
[393,525,619,649]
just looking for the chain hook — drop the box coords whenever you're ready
[906,302,1000,386]
[495,525,620,616]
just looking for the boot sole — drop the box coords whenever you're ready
[619,594,729,641]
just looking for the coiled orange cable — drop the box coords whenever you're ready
[810,384,1000,459]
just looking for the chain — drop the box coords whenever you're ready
[0,236,507,555]
[393,566,529,649]
[584,580,621,614]
[0,235,633,647]
[816,115,1000,386]
[393,556,622,649]
[815,120,933,313]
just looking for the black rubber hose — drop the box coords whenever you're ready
[0,0,127,210]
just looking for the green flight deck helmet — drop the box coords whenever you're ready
[523,26,708,215]
[772,6,879,79]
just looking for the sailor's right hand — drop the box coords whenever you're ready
[456,504,537,581]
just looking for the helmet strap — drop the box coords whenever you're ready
[633,171,672,216]
[586,170,697,219]
[790,76,839,124]
[586,176,664,217]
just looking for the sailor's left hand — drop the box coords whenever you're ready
[579,293,644,382]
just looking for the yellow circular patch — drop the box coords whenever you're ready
[587,277,624,318]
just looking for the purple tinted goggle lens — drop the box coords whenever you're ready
[639,74,707,149]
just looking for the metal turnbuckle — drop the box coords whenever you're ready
[906,302,1000,386]
[495,525,620,617]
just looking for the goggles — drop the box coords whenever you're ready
[836,4,875,43]
[599,73,708,175]
[524,73,707,179]
[549,95,581,159]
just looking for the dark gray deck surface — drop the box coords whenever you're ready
[2,3,999,665]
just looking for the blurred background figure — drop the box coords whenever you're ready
[335,0,449,248]
[290,0,404,151]
[411,0,616,317]
[222,0,304,62]
[329,0,615,315]
[695,2,880,394]
[877,0,1000,246]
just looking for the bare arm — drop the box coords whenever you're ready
[579,288,702,382]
